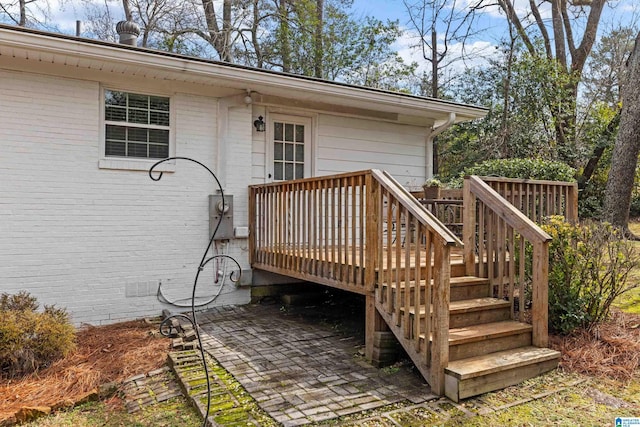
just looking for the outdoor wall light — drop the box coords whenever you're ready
[254,116,266,132]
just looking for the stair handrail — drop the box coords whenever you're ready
[463,175,552,347]
[369,169,461,395]
[370,170,462,247]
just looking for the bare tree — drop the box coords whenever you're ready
[479,0,606,165]
[0,0,51,26]
[603,31,640,232]
[403,0,479,174]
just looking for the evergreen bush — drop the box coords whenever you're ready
[447,158,577,188]
[0,291,76,377]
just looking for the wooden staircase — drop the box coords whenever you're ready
[249,170,577,402]
[375,274,560,402]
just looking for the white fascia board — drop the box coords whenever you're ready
[0,26,488,122]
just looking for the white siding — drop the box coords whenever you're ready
[0,69,249,325]
[316,115,427,188]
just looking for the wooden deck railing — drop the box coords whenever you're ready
[249,169,461,393]
[249,171,369,293]
[480,176,578,224]
[463,175,552,347]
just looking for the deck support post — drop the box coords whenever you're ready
[430,245,451,395]
[365,294,396,366]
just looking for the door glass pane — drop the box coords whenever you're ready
[295,144,304,162]
[285,143,294,161]
[295,125,304,143]
[274,122,283,141]
[295,164,304,179]
[274,142,283,161]
[285,163,294,180]
[274,162,283,180]
[284,124,294,142]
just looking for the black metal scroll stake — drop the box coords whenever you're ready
[149,157,241,426]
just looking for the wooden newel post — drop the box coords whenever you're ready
[462,177,477,276]
[531,241,549,347]
[365,172,383,362]
[430,243,451,395]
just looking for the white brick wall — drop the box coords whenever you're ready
[0,69,250,325]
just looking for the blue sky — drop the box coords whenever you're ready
[350,0,639,72]
[10,0,639,74]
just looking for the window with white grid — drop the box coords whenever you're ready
[104,90,170,159]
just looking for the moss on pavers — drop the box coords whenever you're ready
[168,350,278,427]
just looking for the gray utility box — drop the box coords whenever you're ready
[209,195,233,240]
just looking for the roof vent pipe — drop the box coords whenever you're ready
[115,21,140,46]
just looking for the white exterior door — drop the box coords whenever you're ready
[268,114,312,182]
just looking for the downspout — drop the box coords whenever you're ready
[425,112,456,179]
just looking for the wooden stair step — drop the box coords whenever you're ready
[448,320,532,346]
[406,297,510,316]
[444,346,561,401]
[382,276,489,289]
[445,346,561,380]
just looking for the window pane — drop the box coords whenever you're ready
[105,141,125,156]
[295,144,304,162]
[295,163,304,179]
[285,143,294,161]
[274,122,283,141]
[149,96,169,111]
[149,144,168,159]
[149,111,170,126]
[128,94,148,109]
[105,106,126,122]
[128,127,148,142]
[295,125,304,143]
[274,162,283,180]
[106,125,126,141]
[104,91,170,160]
[128,109,149,124]
[149,129,169,144]
[274,142,283,161]
[105,90,126,106]
[285,163,293,180]
[128,143,148,157]
[284,124,294,142]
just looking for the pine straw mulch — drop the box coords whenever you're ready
[0,319,170,423]
[550,309,640,382]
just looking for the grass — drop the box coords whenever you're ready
[617,222,640,314]
[23,397,200,427]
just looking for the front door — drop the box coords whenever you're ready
[268,115,312,182]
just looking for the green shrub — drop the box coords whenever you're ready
[0,291,76,377]
[541,217,639,334]
[446,158,577,188]
[462,158,576,181]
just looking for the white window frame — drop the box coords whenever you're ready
[98,87,176,172]
[266,113,313,182]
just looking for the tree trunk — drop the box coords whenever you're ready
[201,0,232,62]
[603,31,640,230]
[314,0,324,78]
[19,0,26,25]
[578,110,620,189]
[279,0,291,73]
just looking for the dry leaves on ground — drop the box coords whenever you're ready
[551,310,640,382]
[0,320,170,423]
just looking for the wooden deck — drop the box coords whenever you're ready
[249,171,578,400]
